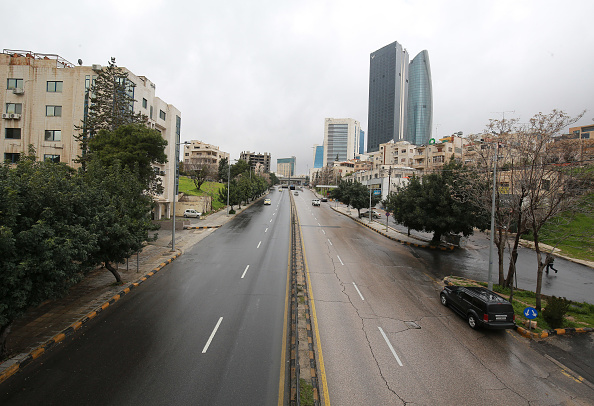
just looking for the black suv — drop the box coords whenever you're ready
[440,286,515,330]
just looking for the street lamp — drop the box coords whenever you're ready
[171,141,190,252]
[227,159,238,215]
[487,142,500,290]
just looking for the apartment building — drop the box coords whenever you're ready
[0,49,181,220]
[183,140,229,169]
[240,151,271,173]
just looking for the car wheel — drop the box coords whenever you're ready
[184,214,187,218]
[440,293,447,306]
[467,314,479,330]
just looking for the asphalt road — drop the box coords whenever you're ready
[0,191,290,406]
[388,218,594,304]
[295,189,594,405]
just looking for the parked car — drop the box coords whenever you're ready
[440,286,515,330]
[183,209,201,218]
[359,209,382,219]
[320,197,328,202]
[264,198,271,205]
[312,199,320,206]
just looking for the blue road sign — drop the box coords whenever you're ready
[385,212,390,217]
[523,307,538,320]
[373,190,381,195]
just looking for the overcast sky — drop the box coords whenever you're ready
[5,0,593,174]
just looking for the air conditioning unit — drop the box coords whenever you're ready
[92,64,102,71]
[13,88,24,95]
[2,113,10,119]
[10,114,21,120]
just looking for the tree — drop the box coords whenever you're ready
[218,157,229,183]
[186,163,213,192]
[231,159,250,178]
[87,123,168,194]
[384,160,488,243]
[0,152,98,357]
[269,172,280,186]
[76,58,147,167]
[465,110,591,309]
[82,160,158,283]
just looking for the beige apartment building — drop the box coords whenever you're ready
[183,140,229,169]
[0,49,181,220]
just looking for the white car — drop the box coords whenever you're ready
[183,209,201,218]
[312,199,320,206]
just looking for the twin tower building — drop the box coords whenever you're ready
[317,41,432,169]
[367,41,433,152]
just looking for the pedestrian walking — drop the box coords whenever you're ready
[545,258,559,274]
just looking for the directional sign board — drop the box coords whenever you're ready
[523,307,538,320]
[373,190,381,195]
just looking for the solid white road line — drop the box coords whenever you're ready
[202,317,223,353]
[337,255,344,265]
[328,239,332,246]
[352,282,365,301]
[378,327,403,366]
[257,241,262,249]
[241,265,250,279]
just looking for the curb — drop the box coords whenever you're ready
[443,277,593,339]
[331,206,455,251]
[184,225,221,230]
[0,251,183,385]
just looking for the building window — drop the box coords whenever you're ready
[47,81,63,92]
[142,98,147,109]
[7,78,23,90]
[45,130,61,141]
[159,110,166,120]
[5,103,22,114]
[5,128,21,139]
[150,106,153,119]
[4,153,20,163]
[44,154,60,163]
[46,105,62,117]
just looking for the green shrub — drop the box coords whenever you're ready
[542,296,571,329]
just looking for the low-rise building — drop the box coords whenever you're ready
[240,151,271,173]
[183,140,229,169]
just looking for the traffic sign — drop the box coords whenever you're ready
[385,212,390,217]
[373,190,381,195]
[523,307,538,320]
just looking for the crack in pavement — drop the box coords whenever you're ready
[323,242,408,404]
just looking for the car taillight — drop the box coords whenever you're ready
[513,314,516,321]
[483,314,489,322]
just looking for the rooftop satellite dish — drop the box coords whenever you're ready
[78,59,83,66]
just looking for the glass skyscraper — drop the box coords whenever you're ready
[367,42,432,151]
[407,50,433,146]
[313,145,324,168]
[367,41,409,152]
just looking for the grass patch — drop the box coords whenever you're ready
[299,378,315,406]
[178,177,226,212]
[522,194,594,262]
[445,276,594,333]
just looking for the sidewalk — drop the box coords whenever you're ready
[0,199,262,383]
[331,205,454,250]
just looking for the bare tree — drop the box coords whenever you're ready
[465,110,591,310]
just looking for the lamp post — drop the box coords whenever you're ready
[227,159,238,215]
[171,141,190,252]
[487,143,499,291]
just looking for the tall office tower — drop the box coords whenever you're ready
[313,144,324,168]
[277,156,296,177]
[322,118,361,167]
[359,129,365,154]
[406,50,433,145]
[367,41,409,152]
